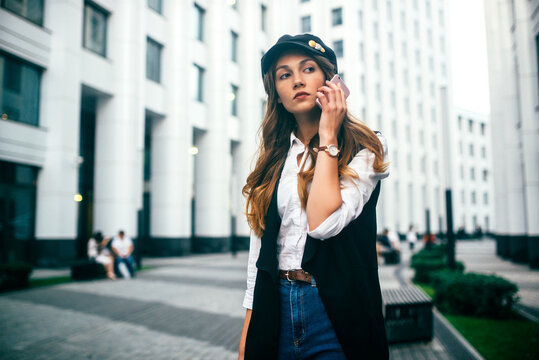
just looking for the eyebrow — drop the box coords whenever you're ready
[275,58,315,72]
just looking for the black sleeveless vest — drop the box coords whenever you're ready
[245,173,389,359]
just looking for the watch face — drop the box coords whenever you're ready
[328,145,339,157]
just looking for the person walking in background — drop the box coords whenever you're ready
[111,230,135,278]
[239,34,389,359]
[87,231,116,280]
[407,224,418,252]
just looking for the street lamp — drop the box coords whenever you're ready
[440,86,456,269]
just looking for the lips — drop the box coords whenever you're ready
[294,91,310,99]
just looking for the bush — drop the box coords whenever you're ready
[410,244,464,283]
[0,262,33,292]
[432,272,519,318]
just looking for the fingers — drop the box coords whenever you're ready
[318,81,346,113]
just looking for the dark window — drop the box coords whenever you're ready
[144,115,152,181]
[261,4,266,32]
[0,160,38,263]
[194,64,204,102]
[1,0,44,26]
[333,40,344,57]
[146,37,163,83]
[332,7,343,26]
[194,3,205,41]
[480,122,485,135]
[148,0,162,14]
[231,31,238,63]
[83,1,108,57]
[468,118,473,132]
[231,84,238,116]
[0,53,41,126]
[301,15,311,33]
[300,0,310,2]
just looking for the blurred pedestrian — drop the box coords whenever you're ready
[87,231,116,280]
[239,34,389,359]
[388,228,401,251]
[407,224,418,252]
[111,230,135,278]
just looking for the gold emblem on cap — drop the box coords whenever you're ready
[308,39,325,53]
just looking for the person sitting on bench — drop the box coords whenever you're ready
[111,230,135,278]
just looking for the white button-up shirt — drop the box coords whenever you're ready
[243,131,389,309]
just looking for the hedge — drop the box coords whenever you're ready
[432,271,519,318]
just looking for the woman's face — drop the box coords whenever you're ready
[274,52,326,115]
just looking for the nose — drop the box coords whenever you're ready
[293,75,305,89]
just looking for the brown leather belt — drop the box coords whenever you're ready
[279,269,314,285]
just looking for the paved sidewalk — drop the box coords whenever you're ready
[3,238,532,359]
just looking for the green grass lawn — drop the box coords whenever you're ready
[29,276,72,288]
[445,314,538,360]
[414,280,538,360]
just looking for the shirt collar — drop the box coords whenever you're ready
[289,131,305,148]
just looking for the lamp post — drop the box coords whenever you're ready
[440,86,456,269]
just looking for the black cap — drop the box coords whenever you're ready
[261,34,338,79]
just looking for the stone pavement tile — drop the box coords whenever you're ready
[0,298,236,360]
[6,287,244,352]
[56,275,246,318]
[390,338,450,360]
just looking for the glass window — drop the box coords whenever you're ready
[480,123,485,135]
[261,4,267,32]
[83,2,108,57]
[231,31,238,63]
[193,64,204,102]
[469,119,473,132]
[194,4,205,42]
[386,1,392,20]
[360,75,365,93]
[483,169,488,181]
[0,53,41,127]
[301,15,311,33]
[1,0,44,26]
[333,40,344,57]
[231,84,238,116]
[469,144,474,156]
[148,0,162,14]
[470,168,475,180]
[146,37,162,83]
[471,191,476,204]
[358,10,363,29]
[481,146,486,158]
[483,192,488,205]
[373,21,379,39]
[332,7,343,26]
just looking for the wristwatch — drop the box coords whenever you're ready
[314,144,340,157]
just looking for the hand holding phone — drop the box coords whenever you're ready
[316,74,350,108]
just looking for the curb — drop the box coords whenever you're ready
[433,308,484,360]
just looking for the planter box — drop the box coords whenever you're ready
[382,286,433,344]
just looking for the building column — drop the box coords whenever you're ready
[193,0,231,253]
[34,0,83,266]
[148,1,192,256]
[93,1,145,239]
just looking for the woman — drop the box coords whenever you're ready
[87,231,116,280]
[239,34,390,359]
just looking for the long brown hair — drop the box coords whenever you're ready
[243,51,388,237]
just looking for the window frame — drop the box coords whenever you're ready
[82,1,109,58]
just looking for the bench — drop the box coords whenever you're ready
[381,286,433,344]
[71,260,107,280]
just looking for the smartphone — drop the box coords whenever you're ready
[316,74,350,108]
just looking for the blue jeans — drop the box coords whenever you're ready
[278,278,346,360]
[115,255,135,277]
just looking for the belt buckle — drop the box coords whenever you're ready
[285,270,292,282]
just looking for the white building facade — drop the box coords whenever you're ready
[484,0,539,268]
[0,0,278,266]
[289,0,453,236]
[453,108,495,236]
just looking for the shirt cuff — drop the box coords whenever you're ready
[307,207,344,240]
[242,291,253,309]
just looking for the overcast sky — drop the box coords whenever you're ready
[449,0,491,115]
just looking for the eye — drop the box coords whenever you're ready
[278,72,291,80]
[304,66,315,73]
